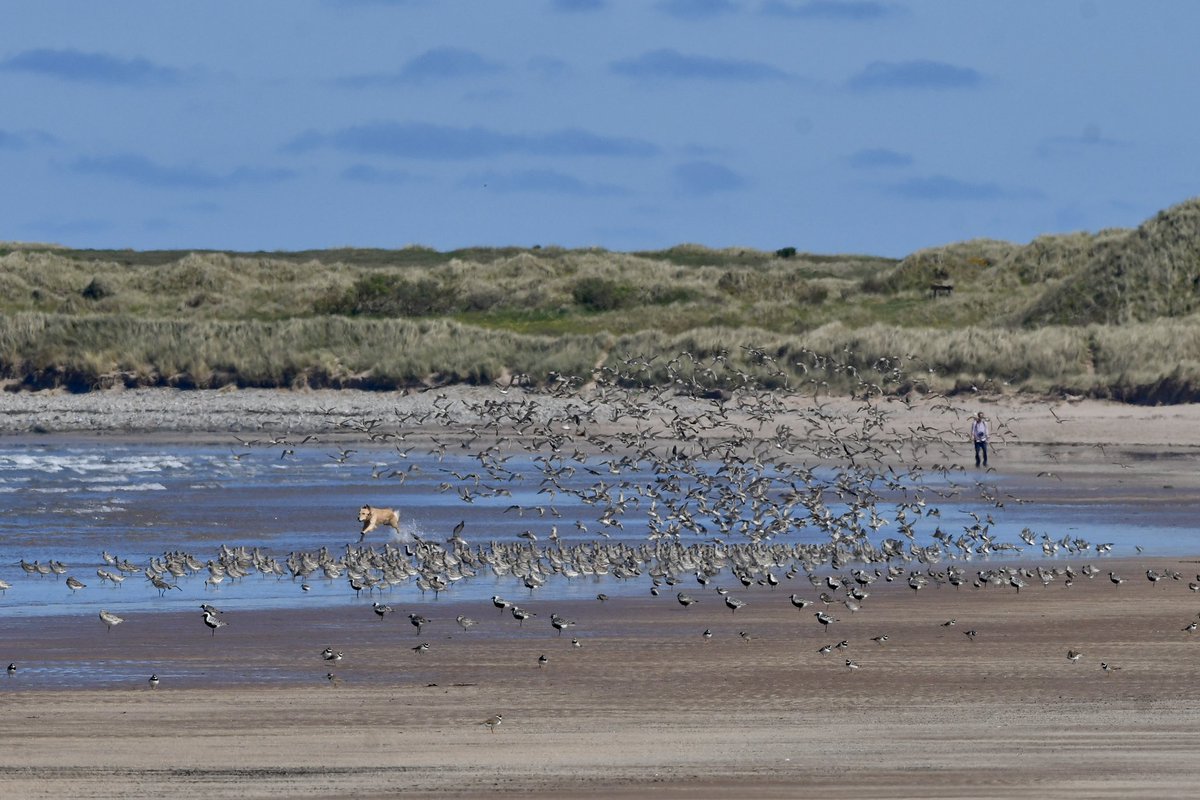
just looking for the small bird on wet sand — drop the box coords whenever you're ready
[817,644,833,654]
[1100,661,1121,674]
[1067,650,1082,663]
[789,594,811,610]
[676,592,697,607]
[202,610,227,636]
[702,629,713,640]
[571,637,581,648]
[963,629,977,641]
[6,663,15,676]
[65,576,86,593]
[537,654,548,668]
[409,613,429,635]
[845,659,860,671]
[1184,622,1198,634]
[326,672,342,686]
[725,596,746,613]
[321,647,343,662]
[456,615,477,631]
[871,635,889,645]
[511,606,535,626]
[941,619,957,628]
[481,714,503,733]
[492,596,511,612]
[99,610,124,633]
[373,602,393,620]
[815,611,835,629]
[412,642,430,654]
[148,674,159,689]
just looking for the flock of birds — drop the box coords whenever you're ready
[0,349,1185,723]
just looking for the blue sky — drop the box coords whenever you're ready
[2,1,1198,256]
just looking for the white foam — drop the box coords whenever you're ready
[0,452,190,477]
[89,483,168,492]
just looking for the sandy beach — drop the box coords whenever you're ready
[5,559,1200,799]
[2,387,1200,798]
[3,385,1200,449]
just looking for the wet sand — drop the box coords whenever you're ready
[3,388,1200,798]
[5,559,1200,799]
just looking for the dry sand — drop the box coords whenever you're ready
[2,384,1200,450]
[2,388,1200,798]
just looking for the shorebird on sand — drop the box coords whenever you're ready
[202,610,227,636]
[99,609,124,633]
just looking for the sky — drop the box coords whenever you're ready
[2,0,1199,257]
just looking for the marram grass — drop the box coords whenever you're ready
[4,196,1200,400]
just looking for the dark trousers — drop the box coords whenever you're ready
[974,440,988,467]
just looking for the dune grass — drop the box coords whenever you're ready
[3,197,1200,399]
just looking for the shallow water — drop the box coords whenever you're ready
[0,439,1196,622]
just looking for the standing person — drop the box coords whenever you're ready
[971,412,989,467]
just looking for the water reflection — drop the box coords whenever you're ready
[0,439,1197,619]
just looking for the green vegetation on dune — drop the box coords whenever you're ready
[3,198,1200,401]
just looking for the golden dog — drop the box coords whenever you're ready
[358,504,401,541]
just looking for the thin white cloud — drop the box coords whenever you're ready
[338,47,504,87]
[658,0,742,20]
[71,154,296,189]
[0,48,186,87]
[285,121,660,160]
[611,49,789,81]
[848,59,983,91]
[847,147,913,168]
[460,168,630,196]
[761,0,901,20]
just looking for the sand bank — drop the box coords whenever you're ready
[2,388,1200,798]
